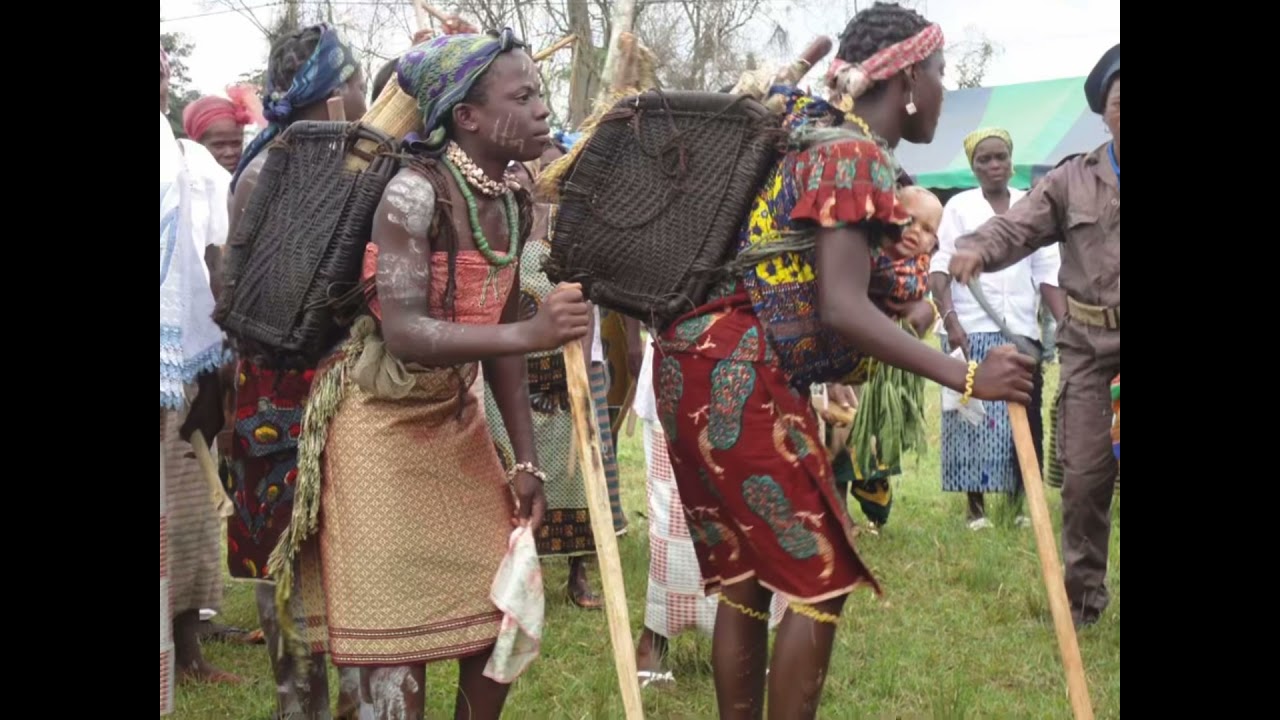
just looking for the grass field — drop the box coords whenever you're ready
[172,363,1119,719]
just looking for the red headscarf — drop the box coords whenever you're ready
[181,85,265,141]
[826,24,945,102]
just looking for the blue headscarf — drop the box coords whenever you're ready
[554,129,581,150]
[396,28,522,152]
[230,23,358,191]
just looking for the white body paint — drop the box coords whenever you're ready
[376,170,438,302]
[368,667,420,720]
[383,171,436,245]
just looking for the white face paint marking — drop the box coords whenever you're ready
[490,112,525,154]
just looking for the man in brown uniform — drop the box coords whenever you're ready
[950,43,1119,628]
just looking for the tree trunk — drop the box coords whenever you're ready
[271,0,302,42]
[566,0,598,127]
[599,0,637,90]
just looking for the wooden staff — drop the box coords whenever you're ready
[417,2,467,31]
[551,0,646,714]
[1008,404,1094,720]
[610,381,637,439]
[326,97,347,122]
[412,0,431,30]
[533,34,577,63]
[418,3,571,62]
[190,430,234,518]
[563,338,644,720]
[557,3,644,715]
[416,2,448,25]
[624,406,638,438]
[811,385,854,460]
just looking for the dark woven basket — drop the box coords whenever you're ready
[545,90,780,328]
[215,121,399,367]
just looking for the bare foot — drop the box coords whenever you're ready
[178,660,245,685]
[568,557,603,610]
[174,610,245,685]
[634,628,672,683]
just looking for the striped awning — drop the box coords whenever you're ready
[895,76,1110,190]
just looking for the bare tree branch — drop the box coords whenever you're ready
[949,25,1002,89]
[200,1,815,124]
[210,0,272,37]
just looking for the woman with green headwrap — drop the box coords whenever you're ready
[277,29,589,719]
[930,128,1067,528]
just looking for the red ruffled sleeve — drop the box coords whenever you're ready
[788,138,911,230]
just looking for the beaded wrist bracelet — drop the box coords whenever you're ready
[960,360,978,405]
[507,462,547,483]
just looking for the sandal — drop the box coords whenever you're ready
[638,670,675,689]
[968,517,994,531]
[198,621,255,644]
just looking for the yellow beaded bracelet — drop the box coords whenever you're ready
[961,360,978,405]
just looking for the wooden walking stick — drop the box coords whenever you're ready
[533,34,577,63]
[412,0,432,31]
[1008,404,1094,720]
[416,2,451,26]
[610,381,637,439]
[552,1,645,715]
[190,430,234,518]
[416,2,473,33]
[326,97,346,122]
[563,337,644,720]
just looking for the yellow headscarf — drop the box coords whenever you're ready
[963,128,1013,165]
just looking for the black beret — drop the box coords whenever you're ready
[1085,43,1119,114]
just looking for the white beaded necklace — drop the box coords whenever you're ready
[446,141,517,198]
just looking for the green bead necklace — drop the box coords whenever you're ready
[442,157,520,268]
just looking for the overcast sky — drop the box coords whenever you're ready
[161,0,1119,97]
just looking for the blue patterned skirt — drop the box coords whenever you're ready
[941,331,1043,494]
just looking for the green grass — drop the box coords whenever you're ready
[173,363,1119,718]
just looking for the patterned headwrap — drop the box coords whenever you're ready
[396,28,523,151]
[231,23,358,191]
[963,128,1012,165]
[182,86,266,141]
[826,23,945,102]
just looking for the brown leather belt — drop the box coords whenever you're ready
[1067,296,1120,330]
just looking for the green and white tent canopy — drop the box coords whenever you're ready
[894,76,1109,190]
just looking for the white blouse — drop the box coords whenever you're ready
[176,138,231,281]
[933,188,1061,339]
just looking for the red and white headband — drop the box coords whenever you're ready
[826,24,945,101]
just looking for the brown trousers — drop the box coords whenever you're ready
[1055,317,1120,626]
